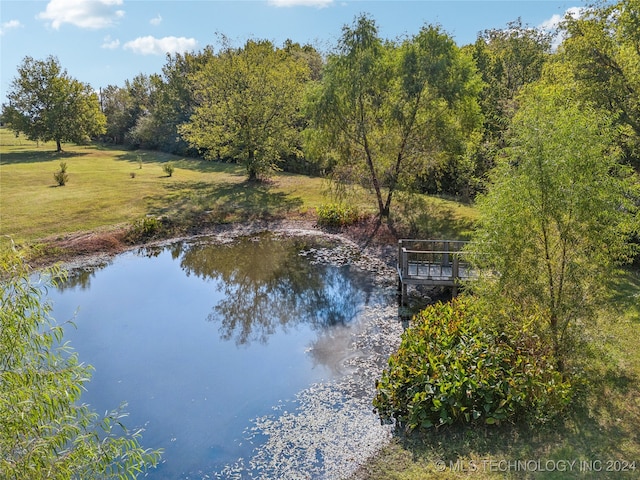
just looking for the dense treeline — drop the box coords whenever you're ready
[95,1,639,197]
[4,0,639,201]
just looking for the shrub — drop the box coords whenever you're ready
[162,162,174,177]
[126,216,162,242]
[316,203,359,227]
[373,296,571,431]
[53,161,69,186]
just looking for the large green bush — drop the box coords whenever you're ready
[316,203,359,227]
[374,296,571,431]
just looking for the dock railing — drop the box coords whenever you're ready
[397,239,474,303]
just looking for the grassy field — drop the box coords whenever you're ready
[0,128,476,244]
[0,128,325,242]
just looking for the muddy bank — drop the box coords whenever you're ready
[38,217,401,274]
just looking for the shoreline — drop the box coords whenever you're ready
[38,219,409,479]
[31,217,402,274]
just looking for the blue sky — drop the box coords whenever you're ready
[1,1,580,104]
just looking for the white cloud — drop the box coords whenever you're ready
[539,7,583,50]
[539,6,582,32]
[539,13,564,32]
[101,35,120,49]
[37,0,125,30]
[150,14,162,26]
[268,0,334,7]
[123,36,198,56]
[0,19,23,35]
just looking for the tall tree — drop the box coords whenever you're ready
[2,56,105,152]
[0,249,161,478]
[100,74,157,147]
[128,49,213,154]
[469,19,552,185]
[306,15,482,218]
[472,19,552,140]
[181,40,310,180]
[100,84,132,144]
[470,84,638,371]
[560,0,640,170]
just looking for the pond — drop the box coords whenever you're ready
[48,232,403,479]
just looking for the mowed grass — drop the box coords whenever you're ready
[0,129,334,242]
[0,127,477,243]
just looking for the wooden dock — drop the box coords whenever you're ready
[397,239,474,305]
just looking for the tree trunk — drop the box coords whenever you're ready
[247,149,257,181]
[56,139,62,152]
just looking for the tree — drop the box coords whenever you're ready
[306,15,482,218]
[100,84,132,144]
[100,74,157,147]
[3,56,105,152]
[470,84,638,371]
[128,49,214,155]
[181,39,310,180]
[468,19,552,185]
[560,0,640,170]
[0,247,161,478]
[471,19,552,143]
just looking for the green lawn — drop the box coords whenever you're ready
[0,127,477,243]
[0,129,331,242]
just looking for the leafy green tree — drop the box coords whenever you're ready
[471,20,552,142]
[181,39,310,180]
[306,15,482,218]
[470,84,638,371]
[3,56,105,152]
[127,49,215,155]
[100,84,132,144]
[560,0,640,170]
[100,74,157,147]
[0,248,161,478]
[468,19,552,188]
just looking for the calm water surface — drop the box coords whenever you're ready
[49,234,387,479]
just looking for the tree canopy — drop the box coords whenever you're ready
[2,56,105,152]
[470,84,638,371]
[306,15,483,218]
[560,0,640,170]
[180,39,311,180]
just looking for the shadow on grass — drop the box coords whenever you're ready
[606,268,640,324]
[392,194,476,241]
[146,179,304,224]
[115,150,246,176]
[0,149,89,165]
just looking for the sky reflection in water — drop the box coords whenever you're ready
[50,234,387,479]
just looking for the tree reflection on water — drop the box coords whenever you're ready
[176,233,377,345]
